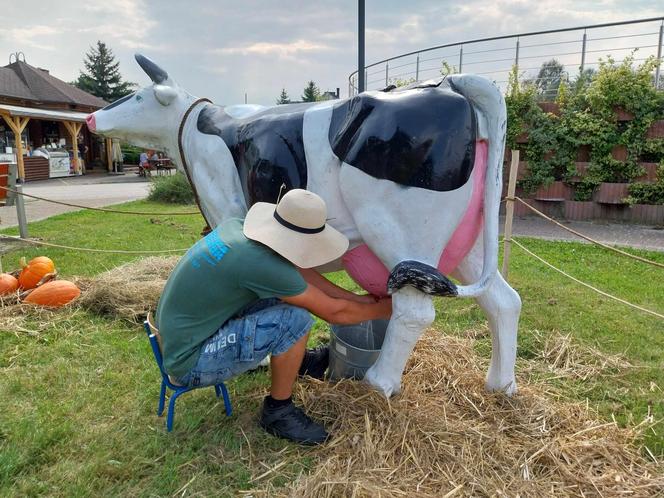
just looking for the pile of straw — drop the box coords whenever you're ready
[252,332,663,497]
[77,256,179,323]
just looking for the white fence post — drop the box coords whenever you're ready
[15,183,28,239]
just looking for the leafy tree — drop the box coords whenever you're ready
[301,81,320,102]
[534,58,566,101]
[74,41,135,102]
[276,88,291,104]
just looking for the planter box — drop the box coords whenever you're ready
[534,181,573,201]
[569,162,590,182]
[514,198,663,223]
[563,201,601,221]
[646,120,664,139]
[595,203,664,224]
[635,162,659,182]
[509,199,561,218]
[576,145,591,162]
[538,102,560,115]
[626,204,664,224]
[613,106,634,121]
[515,132,529,144]
[611,145,628,161]
[563,201,600,220]
[594,183,630,204]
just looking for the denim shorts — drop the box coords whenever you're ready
[174,299,314,388]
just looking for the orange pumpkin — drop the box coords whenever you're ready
[0,273,19,295]
[18,256,56,290]
[23,280,80,308]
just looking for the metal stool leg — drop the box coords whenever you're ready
[158,380,167,416]
[214,384,222,398]
[166,388,192,432]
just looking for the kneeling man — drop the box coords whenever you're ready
[156,189,392,444]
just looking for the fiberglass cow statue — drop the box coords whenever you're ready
[88,54,521,397]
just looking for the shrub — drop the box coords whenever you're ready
[625,163,664,205]
[507,55,664,194]
[147,172,195,204]
[121,144,142,165]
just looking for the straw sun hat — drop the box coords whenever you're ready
[243,189,349,269]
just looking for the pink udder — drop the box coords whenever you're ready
[342,140,488,297]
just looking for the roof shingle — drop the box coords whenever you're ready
[0,60,107,108]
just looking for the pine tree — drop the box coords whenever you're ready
[276,88,291,104]
[74,41,135,102]
[301,81,320,102]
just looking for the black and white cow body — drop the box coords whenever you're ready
[88,54,522,398]
[196,79,477,207]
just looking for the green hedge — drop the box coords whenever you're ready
[506,55,664,203]
[121,144,143,165]
[147,172,195,204]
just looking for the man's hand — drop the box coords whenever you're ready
[353,293,380,304]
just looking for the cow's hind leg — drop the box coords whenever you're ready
[451,236,521,394]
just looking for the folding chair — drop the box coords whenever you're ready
[144,313,232,432]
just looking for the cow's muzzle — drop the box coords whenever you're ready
[86,114,96,133]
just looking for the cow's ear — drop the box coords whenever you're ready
[154,84,177,106]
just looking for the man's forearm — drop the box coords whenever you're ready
[298,268,363,301]
[328,298,391,325]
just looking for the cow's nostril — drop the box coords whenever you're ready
[86,114,96,132]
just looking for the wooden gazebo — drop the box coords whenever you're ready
[0,53,111,181]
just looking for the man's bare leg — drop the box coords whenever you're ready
[269,333,308,399]
[261,332,328,445]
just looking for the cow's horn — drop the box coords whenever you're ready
[135,53,168,84]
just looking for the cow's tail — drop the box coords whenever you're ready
[446,74,506,298]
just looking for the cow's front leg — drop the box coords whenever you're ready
[364,286,435,397]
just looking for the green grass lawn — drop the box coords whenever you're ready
[1,202,663,496]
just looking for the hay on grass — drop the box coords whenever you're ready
[527,329,632,381]
[77,256,179,323]
[251,331,663,498]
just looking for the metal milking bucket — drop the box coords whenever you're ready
[328,319,389,380]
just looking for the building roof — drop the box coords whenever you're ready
[0,60,107,109]
[0,103,90,123]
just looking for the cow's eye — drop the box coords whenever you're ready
[136,95,143,102]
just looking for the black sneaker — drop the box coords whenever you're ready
[298,346,329,380]
[259,399,329,445]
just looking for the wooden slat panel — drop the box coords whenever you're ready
[23,157,49,182]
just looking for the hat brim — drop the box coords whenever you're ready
[243,202,349,269]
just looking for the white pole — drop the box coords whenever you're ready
[15,183,29,239]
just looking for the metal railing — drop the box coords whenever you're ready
[348,17,664,96]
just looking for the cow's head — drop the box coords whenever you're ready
[86,54,194,150]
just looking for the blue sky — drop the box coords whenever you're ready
[0,0,662,105]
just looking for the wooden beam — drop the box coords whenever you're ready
[18,116,29,133]
[1,114,19,135]
[3,115,27,181]
[64,121,81,175]
[106,138,113,172]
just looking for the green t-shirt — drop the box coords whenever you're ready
[156,218,307,377]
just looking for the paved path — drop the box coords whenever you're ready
[0,172,662,253]
[501,215,664,252]
[0,172,150,229]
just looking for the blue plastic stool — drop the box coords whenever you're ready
[144,313,232,432]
